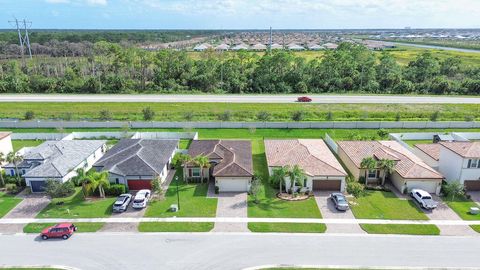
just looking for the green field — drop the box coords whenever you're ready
[360,224,440,235]
[12,140,44,152]
[1,102,479,122]
[248,222,326,233]
[0,192,22,218]
[23,222,104,233]
[138,222,214,232]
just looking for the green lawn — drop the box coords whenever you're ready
[12,140,44,152]
[360,224,440,235]
[1,102,479,122]
[0,192,22,218]
[404,140,433,147]
[444,195,480,220]
[350,191,428,220]
[37,188,116,218]
[179,139,192,149]
[145,169,217,217]
[138,222,214,232]
[248,140,322,218]
[470,225,480,233]
[248,222,326,233]
[23,222,104,233]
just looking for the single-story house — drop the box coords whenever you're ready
[0,132,13,166]
[186,140,253,192]
[437,142,480,191]
[3,140,106,192]
[93,139,178,190]
[264,139,348,192]
[337,140,443,195]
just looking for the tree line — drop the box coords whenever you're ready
[0,42,479,95]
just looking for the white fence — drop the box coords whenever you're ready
[0,120,479,129]
[324,133,338,154]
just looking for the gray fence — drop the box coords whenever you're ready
[11,131,198,141]
[1,120,480,129]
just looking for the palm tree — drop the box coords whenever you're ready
[71,168,88,187]
[175,153,192,183]
[288,165,305,193]
[6,152,22,185]
[0,152,5,187]
[85,171,110,198]
[272,166,288,194]
[360,157,377,185]
[194,155,211,183]
[378,159,395,185]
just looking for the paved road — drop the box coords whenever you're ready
[1,94,480,104]
[0,233,479,270]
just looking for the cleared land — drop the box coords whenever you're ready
[1,102,480,122]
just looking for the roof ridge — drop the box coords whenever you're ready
[298,140,346,176]
[98,139,140,164]
[214,141,252,176]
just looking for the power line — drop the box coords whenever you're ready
[8,18,33,60]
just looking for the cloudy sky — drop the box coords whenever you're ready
[0,0,479,29]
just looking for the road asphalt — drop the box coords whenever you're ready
[1,94,480,104]
[0,233,479,270]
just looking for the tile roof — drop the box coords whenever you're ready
[22,140,106,178]
[0,132,11,140]
[415,144,441,161]
[439,141,480,158]
[337,140,442,180]
[264,139,347,177]
[187,140,253,177]
[94,139,178,177]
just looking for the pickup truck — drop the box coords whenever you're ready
[410,189,438,210]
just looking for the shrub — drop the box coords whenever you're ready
[142,107,155,121]
[326,111,333,121]
[184,111,194,121]
[442,181,465,200]
[430,111,440,122]
[377,129,389,139]
[63,112,73,121]
[465,115,475,122]
[346,178,364,198]
[250,174,262,204]
[218,110,232,121]
[395,112,401,122]
[105,184,127,196]
[24,110,35,120]
[44,179,75,198]
[291,111,305,121]
[358,176,366,184]
[5,183,18,193]
[214,186,219,194]
[99,110,112,121]
[256,111,271,122]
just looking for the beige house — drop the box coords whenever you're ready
[264,139,347,192]
[337,140,443,195]
[0,132,13,158]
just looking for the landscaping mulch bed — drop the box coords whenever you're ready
[276,192,311,201]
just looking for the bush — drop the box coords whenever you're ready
[256,111,271,122]
[377,129,389,139]
[430,111,440,122]
[326,111,333,121]
[291,111,305,121]
[105,184,127,196]
[346,178,364,198]
[218,110,232,121]
[63,112,73,121]
[5,183,18,193]
[44,179,75,198]
[395,112,401,122]
[142,107,155,121]
[365,185,391,192]
[214,186,219,194]
[358,176,366,184]
[24,110,35,120]
[465,115,475,122]
[184,111,194,121]
[99,110,112,121]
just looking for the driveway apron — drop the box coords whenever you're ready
[212,192,249,232]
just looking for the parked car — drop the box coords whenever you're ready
[132,189,151,209]
[410,189,438,210]
[113,193,132,212]
[40,223,77,240]
[330,192,349,211]
[297,96,312,102]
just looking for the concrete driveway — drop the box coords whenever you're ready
[101,200,146,232]
[469,192,480,206]
[314,191,365,234]
[212,192,248,232]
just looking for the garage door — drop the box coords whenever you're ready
[406,181,438,194]
[30,181,47,193]
[217,178,249,192]
[465,180,480,191]
[312,180,341,191]
[127,180,152,190]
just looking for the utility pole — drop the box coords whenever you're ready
[9,18,33,61]
[269,26,272,52]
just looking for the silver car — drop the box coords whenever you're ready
[330,193,349,211]
[112,194,132,212]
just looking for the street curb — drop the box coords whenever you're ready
[0,265,80,270]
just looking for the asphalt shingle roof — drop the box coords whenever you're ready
[93,139,178,177]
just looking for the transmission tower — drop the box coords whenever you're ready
[8,18,33,60]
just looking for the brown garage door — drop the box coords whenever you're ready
[127,180,152,191]
[465,180,480,191]
[312,180,341,191]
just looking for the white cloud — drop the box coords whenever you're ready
[45,0,107,6]
[86,0,107,6]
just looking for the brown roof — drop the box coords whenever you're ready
[0,132,11,140]
[188,140,253,177]
[439,142,480,158]
[264,139,347,177]
[415,144,440,161]
[337,140,442,180]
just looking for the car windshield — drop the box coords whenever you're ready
[134,199,144,203]
[337,197,347,203]
[423,196,432,200]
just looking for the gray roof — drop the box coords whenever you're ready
[93,139,178,177]
[22,140,106,178]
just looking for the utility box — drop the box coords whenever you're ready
[470,207,479,215]
[170,204,179,212]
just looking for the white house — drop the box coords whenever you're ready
[264,139,348,192]
[3,140,106,192]
[0,132,13,167]
[438,142,480,191]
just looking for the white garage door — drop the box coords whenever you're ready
[406,181,438,194]
[217,178,249,192]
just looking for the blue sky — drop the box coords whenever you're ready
[0,0,479,29]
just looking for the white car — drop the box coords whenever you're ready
[410,189,438,210]
[112,194,132,212]
[132,189,151,209]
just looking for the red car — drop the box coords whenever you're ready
[297,96,312,102]
[41,223,77,240]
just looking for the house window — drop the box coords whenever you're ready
[367,170,377,179]
[22,170,26,175]
[468,159,480,168]
[10,169,14,176]
[115,178,120,184]
[190,168,201,177]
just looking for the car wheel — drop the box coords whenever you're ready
[62,235,69,240]
[41,235,48,240]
